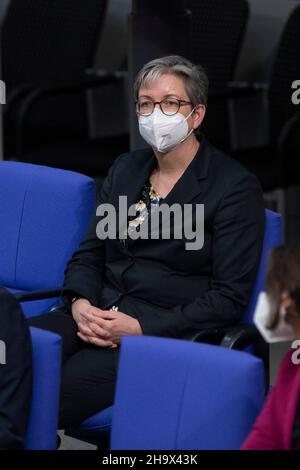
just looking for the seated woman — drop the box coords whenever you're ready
[242,245,300,450]
[0,287,32,449]
[29,55,265,428]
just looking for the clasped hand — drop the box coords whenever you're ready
[72,299,142,348]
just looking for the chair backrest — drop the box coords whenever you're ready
[0,161,95,314]
[269,5,300,143]
[111,336,264,450]
[188,0,249,149]
[243,209,283,324]
[25,327,62,450]
[188,0,249,89]
[2,0,108,89]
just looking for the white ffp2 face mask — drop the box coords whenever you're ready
[138,107,194,153]
[253,292,295,343]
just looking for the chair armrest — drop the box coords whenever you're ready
[19,69,124,97]
[12,69,126,155]
[220,324,263,349]
[13,288,62,302]
[209,81,268,103]
[5,70,120,117]
[185,326,235,344]
[185,323,263,350]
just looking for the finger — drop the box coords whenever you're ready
[80,310,98,323]
[77,332,91,343]
[88,322,111,339]
[100,309,119,320]
[77,322,95,337]
[109,335,121,344]
[87,307,118,320]
[77,332,113,348]
[81,312,113,330]
[88,336,114,348]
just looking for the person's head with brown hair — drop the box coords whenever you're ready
[266,244,300,337]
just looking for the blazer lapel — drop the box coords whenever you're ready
[163,136,212,207]
[110,148,157,245]
[112,149,156,206]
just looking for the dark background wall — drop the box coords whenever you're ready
[0,0,298,154]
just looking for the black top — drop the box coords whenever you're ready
[125,178,162,242]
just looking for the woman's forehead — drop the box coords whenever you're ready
[138,73,187,97]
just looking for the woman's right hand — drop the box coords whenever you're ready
[72,299,116,348]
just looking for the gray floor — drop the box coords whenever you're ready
[58,431,97,450]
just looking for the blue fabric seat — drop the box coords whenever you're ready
[110,336,265,450]
[66,209,282,446]
[25,327,62,450]
[0,161,95,317]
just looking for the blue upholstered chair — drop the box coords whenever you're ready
[25,327,62,450]
[65,209,282,446]
[110,336,265,450]
[0,161,95,317]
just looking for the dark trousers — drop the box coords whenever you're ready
[28,308,120,429]
[0,287,32,449]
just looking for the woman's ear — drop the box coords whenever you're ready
[192,104,206,131]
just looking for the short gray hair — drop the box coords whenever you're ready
[134,55,209,107]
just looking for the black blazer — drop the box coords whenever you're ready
[63,137,265,339]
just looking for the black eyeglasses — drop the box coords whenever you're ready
[136,98,192,116]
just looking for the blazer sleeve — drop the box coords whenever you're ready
[135,172,265,338]
[240,350,298,450]
[62,155,122,306]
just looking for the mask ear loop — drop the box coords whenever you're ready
[178,106,197,145]
[185,106,196,121]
